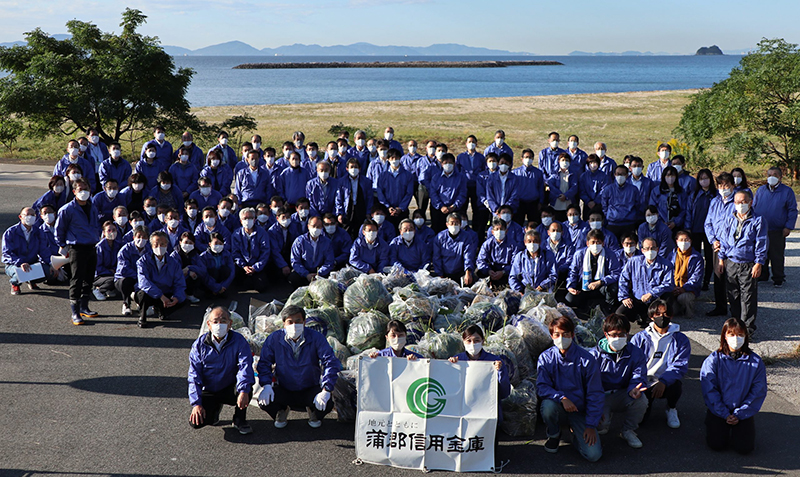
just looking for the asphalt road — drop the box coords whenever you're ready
[1,179,799,477]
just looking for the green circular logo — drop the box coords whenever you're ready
[406,377,447,419]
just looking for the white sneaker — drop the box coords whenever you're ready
[274,408,289,429]
[122,303,132,316]
[620,429,642,448]
[92,288,107,301]
[307,407,321,428]
[597,426,609,435]
[666,408,680,429]
[187,295,200,304]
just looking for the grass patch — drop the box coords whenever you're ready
[763,343,800,366]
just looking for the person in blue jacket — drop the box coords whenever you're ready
[511,148,545,225]
[580,211,622,254]
[93,179,125,225]
[705,172,737,317]
[645,143,672,183]
[119,173,147,215]
[753,166,797,287]
[565,135,588,176]
[289,216,335,287]
[234,149,274,208]
[277,152,312,207]
[565,229,622,314]
[135,230,186,327]
[472,153,495,239]
[617,237,674,325]
[268,207,302,279]
[563,204,589,246]
[53,140,96,192]
[135,143,165,193]
[172,232,206,304]
[183,199,200,233]
[484,129,514,160]
[589,314,648,449]
[593,142,617,179]
[429,153,467,232]
[321,213,352,270]
[139,125,173,170]
[335,158,373,239]
[98,142,131,190]
[190,176,223,211]
[34,176,69,217]
[542,221,573,293]
[717,191,768,335]
[700,317,767,455]
[365,205,397,244]
[161,209,190,252]
[369,320,422,360]
[412,209,436,248]
[92,221,122,302]
[457,135,486,218]
[731,167,752,196]
[627,156,655,226]
[670,231,704,317]
[671,155,696,193]
[84,128,109,176]
[37,206,63,283]
[537,131,566,176]
[216,198,239,233]
[602,165,640,240]
[208,131,238,170]
[193,207,230,252]
[477,218,521,289]
[579,154,611,220]
[649,166,689,230]
[489,205,526,249]
[189,306,255,435]
[616,231,641,266]
[537,315,604,462]
[257,305,341,429]
[432,213,477,286]
[114,225,150,316]
[306,161,337,215]
[637,205,675,258]
[2,207,53,295]
[691,169,716,290]
[176,131,206,171]
[349,219,390,274]
[388,219,431,273]
[169,146,200,201]
[200,149,233,197]
[366,140,390,192]
[483,153,519,215]
[149,171,184,214]
[55,178,101,324]
[230,207,271,293]
[376,148,414,230]
[201,232,236,297]
[630,299,690,429]
[508,230,558,293]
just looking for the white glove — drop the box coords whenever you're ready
[257,384,274,406]
[314,389,331,411]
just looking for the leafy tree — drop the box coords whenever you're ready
[675,38,800,179]
[0,116,24,153]
[0,8,198,144]
[221,114,258,147]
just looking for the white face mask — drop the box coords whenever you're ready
[242,218,255,229]
[156,132,165,141]
[499,213,512,223]
[308,150,318,159]
[22,215,37,226]
[265,155,275,166]
[615,175,627,185]
[461,220,469,229]
[568,141,578,149]
[384,132,393,141]
[726,335,745,351]
[89,135,99,144]
[553,336,572,350]
[132,183,144,192]
[623,245,637,255]
[390,159,402,169]
[132,220,145,229]
[550,140,559,149]
[203,217,216,228]
[153,246,167,257]
[256,214,268,224]
[144,206,156,217]
[413,218,425,227]
[146,151,156,159]
[607,336,627,352]
[699,178,711,188]
[589,221,602,230]
[466,142,476,151]
[720,188,733,198]
[495,137,504,147]
[181,243,195,253]
[210,323,228,339]
[309,227,322,238]
[180,154,189,163]
[111,149,121,159]
[157,213,166,223]
[767,176,780,186]
[677,240,691,252]
[79,143,87,151]
[408,145,417,154]
[589,163,599,172]
[673,164,683,173]
[210,244,224,253]
[218,208,231,218]
[297,209,309,220]
[589,243,603,255]
[643,250,658,261]
[198,186,211,197]
[487,162,498,171]
[45,213,55,224]
[183,140,193,147]
[278,218,291,228]
[106,189,118,199]
[522,157,533,167]
[526,242,539,253]
[318,171,330,181]
[498,164,510,173]
[134,238,147,248]
[167,219,179,229]
[53,185,65,194]
[348,168,359,177]
[541,216,553,227]
[464,342,482,356]
[493,229,506,241]
[447,224,460,235]
[442,163,454,174]
[328,150,338,159]
[378,149,388,159]
[435,151,444,160]
[388,336,406,350]
[364,231,378,242]
[325,225,337,235]
[220,138,228,146]
[631,166,643,177]
[559,161,570,170]
[373,214,385,225]
[659,150,670,160]
[115,216,128,227]
[294,140,304,149]
[283,150,292,159]
[368,145,377,154]
[160,183,172,191]
[567,215,580,224]
[211,159,221,167]
[646,215,658,225]
[188,209,198,219]
[550,231,562,242]
[402,231,415,242]
[68,148,80,158]
[75,190,91,201]
[735,203,750,215]
[356,139,366,147]
[596,149,606,158]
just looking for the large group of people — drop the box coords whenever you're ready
[2,125,791,458]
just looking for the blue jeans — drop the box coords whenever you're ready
[5,262,50,286]
[541,398,603,462]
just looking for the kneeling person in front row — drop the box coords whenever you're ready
[257,305,341,429]
[189,306,255,435]
[537,315,604,462]
[135,231,186,328]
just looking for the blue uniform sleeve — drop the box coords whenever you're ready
[432,237,444,277]
[700,353,731,419]
[618,260,632,301]
[627,347,648,394]
[754,217,768,265]
[535,351,565,403]
[188,340,204,407]
[235,336,256,395]
[377,241,390,271]
[317,334,341,392]
[650,262,674,296]
[428,175,442,210]
[508,254,523,292]
[583,354,605,429]
[290,239,310,277]
[464,236,477,272]
[658,333,690,386]
[349,240,372,273]
[137,258,163,299]
[540,252,558,291]
[400,173,414,211]
[602,251,622,285]
[253,233,271,272]
[476,240,492,273]
[256,335,276,387]
[734,356,767,420]
[453,175,467,210]
[785,189,798,230]
[318,240,335,277]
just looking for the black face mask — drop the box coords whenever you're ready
[653,315,671,329]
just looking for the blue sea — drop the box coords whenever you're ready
[174,55,744,107]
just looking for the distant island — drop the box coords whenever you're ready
[696,45,724,55]
[233,60,562,69]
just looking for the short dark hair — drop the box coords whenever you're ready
[462,324,485,341]
[386,320,407,335]
[648,299,672,318]
[603,314,631,334]
[280,305,306,322]
[549,315,575,334]
[586,228,605,242]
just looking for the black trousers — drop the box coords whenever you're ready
[115,277,137,306]
[287,271,310,288]
[763,230,786,283]
[343,197,368,240]
[581,200,603,220]
[184,274,201,297]
[705,410,755,454]
[692,232,714,286]
[472,208,491,243]
[713,264,729,312]
[259,385,334,422]
[616,294,673,326]
[725,260,758,332]
[93,275,115,295]
[68,244,97,303]
[430,207,449,233]
[235,267,268,293]
[415,183,429,218]
[190,383,250,429]
[386,210,408,234]
[513,199,540,226]
[136,290,183,320]
[566,283,618,311]
[476,267,509,289]
[643,380,682,422]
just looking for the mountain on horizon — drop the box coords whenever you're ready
[162,41,533,56]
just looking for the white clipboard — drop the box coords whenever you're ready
[15,263,45,283]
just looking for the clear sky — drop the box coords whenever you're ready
[1,0,798,54]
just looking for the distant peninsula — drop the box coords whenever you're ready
[696,45,724,55]
[233,60,563,69]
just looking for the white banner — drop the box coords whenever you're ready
[356,357,497,472]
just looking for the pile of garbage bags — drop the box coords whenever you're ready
[204,268,607,435]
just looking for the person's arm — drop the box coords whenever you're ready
[496,358,511,400]
[137,258,163,299]
[235,336,256,396]
[221,253,236,289]
[704,202,718,244]
[1,230,22,266]
[188,342,205,407]
[432,240,443,276]
[464,236,477,273]
[318,240,335,277]
[317,333,341,392]
[252,234,271,272]
[428,175,442,210]
[230,233,247,268]
[684,254,705,295]
[399,173,414,211]
[785,188,798,231]
[535,352,564,402]
[565,174,579,201]
[583,355,605,429]
[452,175,467,210]
[617,260,632,301]
[650,261,674,296]
[476,240,491,274]
[171,258,187,302]
[754,217,768,265]
[627,347,648,394]
[349,240,372,273]
[602,251,622,285]
[508,254,522,292]
[659,333,691,386]
[700,353,731,419]
[507,177,520,211]
[539,252,558,291]
[734,357,768,420]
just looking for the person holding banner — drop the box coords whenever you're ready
[257,305,341,429]
[448,324,511,412]
[537,315,604,462]
[3,207,53,295]
[369,320,422,360]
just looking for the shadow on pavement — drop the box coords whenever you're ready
[68,375,187,398]
[0,332,194,349]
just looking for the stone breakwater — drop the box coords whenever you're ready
[233,60,564,69]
